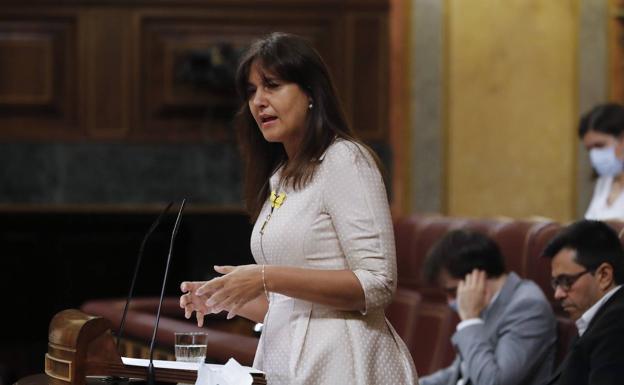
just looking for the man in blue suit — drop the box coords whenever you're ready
[420,230,556,385]
[542,220,624,385]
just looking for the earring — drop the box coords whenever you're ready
[308,103,314,110]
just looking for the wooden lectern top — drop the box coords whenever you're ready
[42,309,265,385]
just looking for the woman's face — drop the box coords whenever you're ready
[247,60,311,157]
[582,130,624,159]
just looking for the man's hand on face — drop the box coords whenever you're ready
[456,269,488,321]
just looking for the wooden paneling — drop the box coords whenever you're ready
[348,13,388,139]
[0,2,389,143]
[0,17,78,137]
[139,12,341,141]
[0,36,52,105]
[83,9,132,139]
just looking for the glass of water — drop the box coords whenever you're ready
[174,332,208,363]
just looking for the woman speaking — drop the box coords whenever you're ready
[180,32,418,385]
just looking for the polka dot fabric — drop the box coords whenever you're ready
[250,140,419,385]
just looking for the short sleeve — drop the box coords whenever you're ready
[320,141,397,313]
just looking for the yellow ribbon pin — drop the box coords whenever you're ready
[270,191,287,209]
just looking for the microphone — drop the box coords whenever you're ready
[147,199,187,385]
[116,201,174,352]
[93,203,174,385]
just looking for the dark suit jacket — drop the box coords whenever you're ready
[547,286,624,385]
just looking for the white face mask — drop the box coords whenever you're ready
[448,299,458,313]
[589,146,624,176]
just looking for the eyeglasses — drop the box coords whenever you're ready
[550,270,591,291]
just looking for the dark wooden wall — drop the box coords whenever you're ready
[0,0,390,206]
[0,0,389,143]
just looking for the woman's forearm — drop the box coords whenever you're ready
[192,265,367,321]
[264,266,365,311]
[235,295,269,323]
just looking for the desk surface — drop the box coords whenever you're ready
[15,373,266,385]
[15,374,150,385]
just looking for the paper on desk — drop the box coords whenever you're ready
[121,357,262,375]
[195,358,253,385]
[122,357,201,370]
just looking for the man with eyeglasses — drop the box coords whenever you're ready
[420,229,556,385]
[542,219,624,385]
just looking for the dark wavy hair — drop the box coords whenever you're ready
[234,32,379,220]
[578,103,624,139]
[423,229,506,284]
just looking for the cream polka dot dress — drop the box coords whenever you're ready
[250,139,419,385]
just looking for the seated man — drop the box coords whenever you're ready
[542,220,624,385]
[420,229,556,385]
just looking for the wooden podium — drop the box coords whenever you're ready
[41,309,265,385]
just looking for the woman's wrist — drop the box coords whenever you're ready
[261,264,270,300]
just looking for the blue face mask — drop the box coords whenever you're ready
[589,146,624,176]
[448,299,458,313]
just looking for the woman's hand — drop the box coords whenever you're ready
[179,281,212,327]
[196,265,265,320]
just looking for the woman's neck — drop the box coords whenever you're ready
[282,134,304,159]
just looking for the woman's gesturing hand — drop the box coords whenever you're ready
[179,281,211,327]
[186,264,264,321]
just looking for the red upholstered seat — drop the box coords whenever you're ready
[396,215,471,291]
[408,300,459,375]
[488,219,542,277]
[524,222,562,307]
[386,288,422,363]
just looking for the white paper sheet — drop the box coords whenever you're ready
[195,359,253,385]
[219,358,253,385]
[121,357,262,375]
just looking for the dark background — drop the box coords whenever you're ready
[0,211,254,383]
